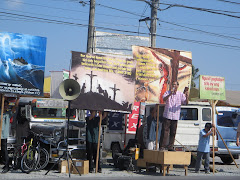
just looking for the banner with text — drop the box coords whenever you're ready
[0,32,47,96]
[199,75,226,100]
[132,46,192,104]
[70,51,136,112]
[127,101,141,134]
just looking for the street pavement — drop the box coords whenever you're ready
[0,156,239,179]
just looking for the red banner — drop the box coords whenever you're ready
[127,102,140,134]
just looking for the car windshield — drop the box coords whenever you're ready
[32,107,76,119]
[217,111,240,127]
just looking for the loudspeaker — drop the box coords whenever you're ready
[59,79,80,100]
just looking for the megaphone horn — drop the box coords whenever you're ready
[59,79,80,101]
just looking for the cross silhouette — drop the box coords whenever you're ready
[110,84,120,101]
[86,71,97,92]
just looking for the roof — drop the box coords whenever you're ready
[222,90,240,107]
[189,88,240,107]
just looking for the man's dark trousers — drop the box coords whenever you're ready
[159,118,178,150]
[1,139,9,169]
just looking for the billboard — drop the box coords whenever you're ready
[94,31,150,57]
[132,46,192,103]
[199,75,226,100]
[70,51,136,112]
[0,32,47,96]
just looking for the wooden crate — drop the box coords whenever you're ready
[143,149,159,164]
[144,150,191,165]
[137,158,146,168]
[158,151,191,165]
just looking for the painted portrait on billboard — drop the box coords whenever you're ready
[132,46,192,104]
[0,32,47,96]
[70,51,136,112]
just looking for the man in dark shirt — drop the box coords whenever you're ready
[86,110,107,173]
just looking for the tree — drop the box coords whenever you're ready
[191,65,199,88]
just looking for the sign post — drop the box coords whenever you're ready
[155,104,160,150]
[199,75,226,174]
[0,94,4,148]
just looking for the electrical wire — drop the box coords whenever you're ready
[217,0,240,5]
[158,2,240,18]
[159,20,240,42]
[139,0,240,18]
[0,10,240,50]
[3,0,140,20]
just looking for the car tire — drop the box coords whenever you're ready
[220,156,234,165]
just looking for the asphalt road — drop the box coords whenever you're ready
[0,156,239,179]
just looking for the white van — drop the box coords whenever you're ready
[102,102,215,157]
[144,101,215,152]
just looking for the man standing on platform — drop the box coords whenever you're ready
[159,81,188,151]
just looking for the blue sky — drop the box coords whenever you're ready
[0,0,239,90]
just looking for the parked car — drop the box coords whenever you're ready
[215,106,240,164]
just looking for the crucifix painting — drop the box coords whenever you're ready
[70,51,136,112]
[132,46,192,104]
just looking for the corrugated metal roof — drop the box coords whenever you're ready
[223,90,240,107]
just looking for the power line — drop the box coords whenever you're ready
[0,10,240,50]
[159,20,240,41]
[217,0,240,5]
[138,0,240,18]
[0,7,148,29]
[158,2,240,18]
[3,0,140,20]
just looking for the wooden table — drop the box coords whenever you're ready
[142,150,191,176]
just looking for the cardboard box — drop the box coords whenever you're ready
[71,160,89,175]
[60,160,72,173]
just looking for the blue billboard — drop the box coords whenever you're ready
[0,32,47,96]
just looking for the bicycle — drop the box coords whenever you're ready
[12,138,29,170]
[20,131,49,173]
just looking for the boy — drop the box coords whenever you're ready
[195,123,215,174]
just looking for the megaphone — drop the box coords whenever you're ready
[59,79,80,101]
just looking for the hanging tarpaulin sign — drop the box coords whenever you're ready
[63,71,69,80]
[108,112,123,131]
[0,32,47,96]
[70,51,136,112]
[199,75,226,100]
[139,102,145,119]
[127,101,140,134]
[132,46,192,104]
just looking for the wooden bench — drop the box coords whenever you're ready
[141,150,191,176]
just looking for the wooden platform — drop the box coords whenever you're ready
[142,150,191,176]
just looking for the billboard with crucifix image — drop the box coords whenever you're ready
[132,46,192,103]
[70,51,136,112]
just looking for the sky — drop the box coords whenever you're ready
[0,0,239,91]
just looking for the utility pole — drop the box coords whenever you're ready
[87,0,95,53]
[150,0,159,48]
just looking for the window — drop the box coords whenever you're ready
[202,108,211,121]
[32,107,76,119]
[180,108,198,120]
[217,111,240,127]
